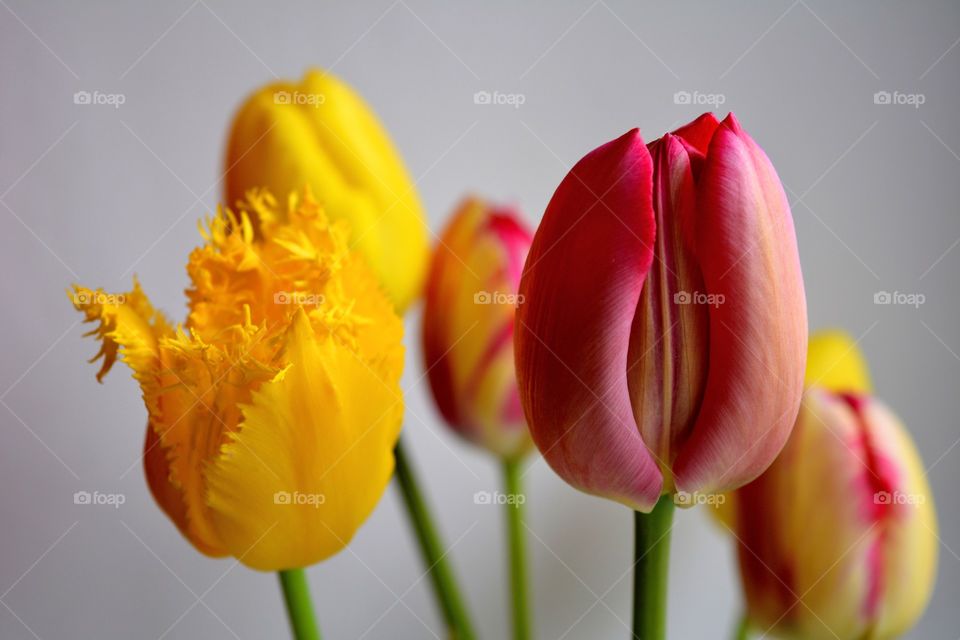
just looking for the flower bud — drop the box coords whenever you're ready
[515,113,807,510]
[224,69,428,311]
[422,198,533,459]
[732,387,938,639]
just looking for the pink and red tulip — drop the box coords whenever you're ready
[423,197,534,459]
[514,113,807,511]
[732,389,938,639]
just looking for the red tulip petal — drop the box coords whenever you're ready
[516,130,663,511]
[673,113,807,494]
[671,113,720,156]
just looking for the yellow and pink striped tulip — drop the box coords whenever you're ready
[730,332,938,639]
[422,198,533,459]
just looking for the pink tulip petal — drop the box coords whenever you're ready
[673,113,808,494]
[516,129,663,511]
[670,112,720,156]
[627,134,708,488]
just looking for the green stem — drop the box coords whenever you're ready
[393,437,475,640]
[632,495,675,640]
[278,569,321,640]
[503,458,531,640]
[733,612,751,640]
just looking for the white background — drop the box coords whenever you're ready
[1,1,958,638]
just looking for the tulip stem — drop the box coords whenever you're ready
[503,458,532,640]
[733,612,751,640]
[632,495,675,640]
[278,569,321,640]
[393,437,476,640]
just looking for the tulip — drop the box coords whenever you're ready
[728,332,937,640]
[71,189,404,571]
[515,112,807,511]
[225,71,474,638]
[224,68,428,312]
[422,197,534,639]
[423,197,533,460]
[514,113,807,638]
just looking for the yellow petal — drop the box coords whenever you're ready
[70,282,226,554]
[866,399,938,638]
[805,329,872,393]
[205,308,403,570]
[70,280,169,384]
[151,321,277,556]
[224,69,428,312]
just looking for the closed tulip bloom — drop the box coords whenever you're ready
[727,331,937,639]
[224,68,428,311]
[734,391,937,639]
[515,113,807,511]
[423,198,533,459]
[71,189,404,571]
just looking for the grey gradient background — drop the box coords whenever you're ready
[1,1,958,638]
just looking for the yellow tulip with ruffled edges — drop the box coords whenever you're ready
[224,69,428,312]
[71,189,404,571]
[727,331,938,639]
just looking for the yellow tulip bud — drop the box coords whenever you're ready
[224,69,428,311]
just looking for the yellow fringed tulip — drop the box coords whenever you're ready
[71,189,404,571]
[224,69,428,311]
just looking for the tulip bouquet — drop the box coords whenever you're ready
[68,68,937,640]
